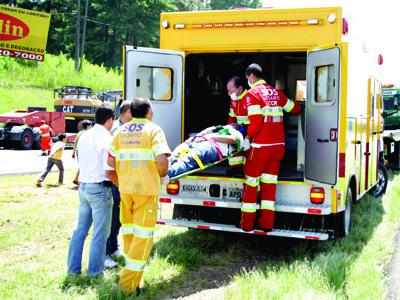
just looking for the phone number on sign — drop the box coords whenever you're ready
[0,49,44,61]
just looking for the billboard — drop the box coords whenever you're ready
[0,4,51,62]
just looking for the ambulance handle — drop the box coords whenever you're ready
[317,138,329,143]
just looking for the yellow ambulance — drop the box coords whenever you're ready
[123,7,387,240]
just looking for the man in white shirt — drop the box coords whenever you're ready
[67,103,115,277]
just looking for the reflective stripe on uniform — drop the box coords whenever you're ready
[245,175,260,187]
[236,115,250,124]
[228,156,244,165]
[121,223,155,238]
[283,99,295,112]
[262,106,283,117]
[260,200,275,211]
[260,173,278,184]
[229,108,236,117]
[114,148,155,161]
[125,257,146,271]
[247,105,262,116]
[252,79,266,87]
[241,202,257,213]
[41,133,50,137]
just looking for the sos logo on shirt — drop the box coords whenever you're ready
[121,123,144,138]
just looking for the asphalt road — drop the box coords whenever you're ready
[0,148,78,175]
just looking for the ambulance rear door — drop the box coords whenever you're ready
[305,45,341,186]
[124,46,184,148]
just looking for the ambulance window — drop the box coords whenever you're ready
[315,65,335,103]
[136,66,173,101]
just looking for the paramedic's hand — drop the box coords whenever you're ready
[243,137,251,151]
[161,175,170,186]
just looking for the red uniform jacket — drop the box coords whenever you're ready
[246,80,302,146]
[227,90,249,126]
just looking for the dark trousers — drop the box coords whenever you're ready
[39,157,64,184]
[106,184,121,255]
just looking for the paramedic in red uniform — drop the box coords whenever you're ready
[226,76,249,167]
[227,76,249,126]
[240,63,302,232]
[39,120,54,156]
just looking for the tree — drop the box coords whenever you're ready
[0,0,262,68]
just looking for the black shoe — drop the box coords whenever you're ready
[136,287,142,296]
[41,153,46,156]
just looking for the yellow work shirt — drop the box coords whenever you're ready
[110,118,171,196]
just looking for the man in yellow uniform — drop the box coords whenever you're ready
[107,97,170,295]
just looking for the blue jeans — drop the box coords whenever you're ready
[168,141,219,178]
[67,183,113,276]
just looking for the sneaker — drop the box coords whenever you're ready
[111,250,122,257]
[36,180,42,187]
[104,255,118,269]
[41,153,46,156]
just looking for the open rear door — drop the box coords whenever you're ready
[305,46,341,185]
[124,46,183,148]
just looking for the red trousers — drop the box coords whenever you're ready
[240,145,285,231]
[41,137,52,152]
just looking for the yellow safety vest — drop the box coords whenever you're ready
[110,118,170,195]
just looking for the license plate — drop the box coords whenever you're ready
[183,185,207,193]
[229,189,242,199]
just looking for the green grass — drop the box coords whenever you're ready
[0,54,122,114]
[0,171,399,299]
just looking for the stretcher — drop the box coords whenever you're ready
[169,150,243,180]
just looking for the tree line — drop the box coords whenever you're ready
[1,0,261,69]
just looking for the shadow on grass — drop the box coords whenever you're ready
[60,172,397,299]
[144,179,390,298]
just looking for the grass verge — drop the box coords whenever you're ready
[0,170,399,299]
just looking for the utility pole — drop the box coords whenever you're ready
[79,0,89,70]
[74,0,81,72]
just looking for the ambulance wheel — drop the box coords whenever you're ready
[369,163,388,197]
[18,128,34,150]
[336,187,353,238]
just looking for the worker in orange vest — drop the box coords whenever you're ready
[39,120,54,156]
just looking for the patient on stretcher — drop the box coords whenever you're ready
[168,124,245,178]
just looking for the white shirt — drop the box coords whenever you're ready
[110,118,123,136]
[77,124,112,183]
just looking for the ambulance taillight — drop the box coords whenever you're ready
[310,187,325,204]
[167,180,180,195]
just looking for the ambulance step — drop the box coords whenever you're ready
[159,197,331,215]
[156,218,329,240]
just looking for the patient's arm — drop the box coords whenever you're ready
[206,133,236,144]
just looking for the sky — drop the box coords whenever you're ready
[260,0,400,85]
